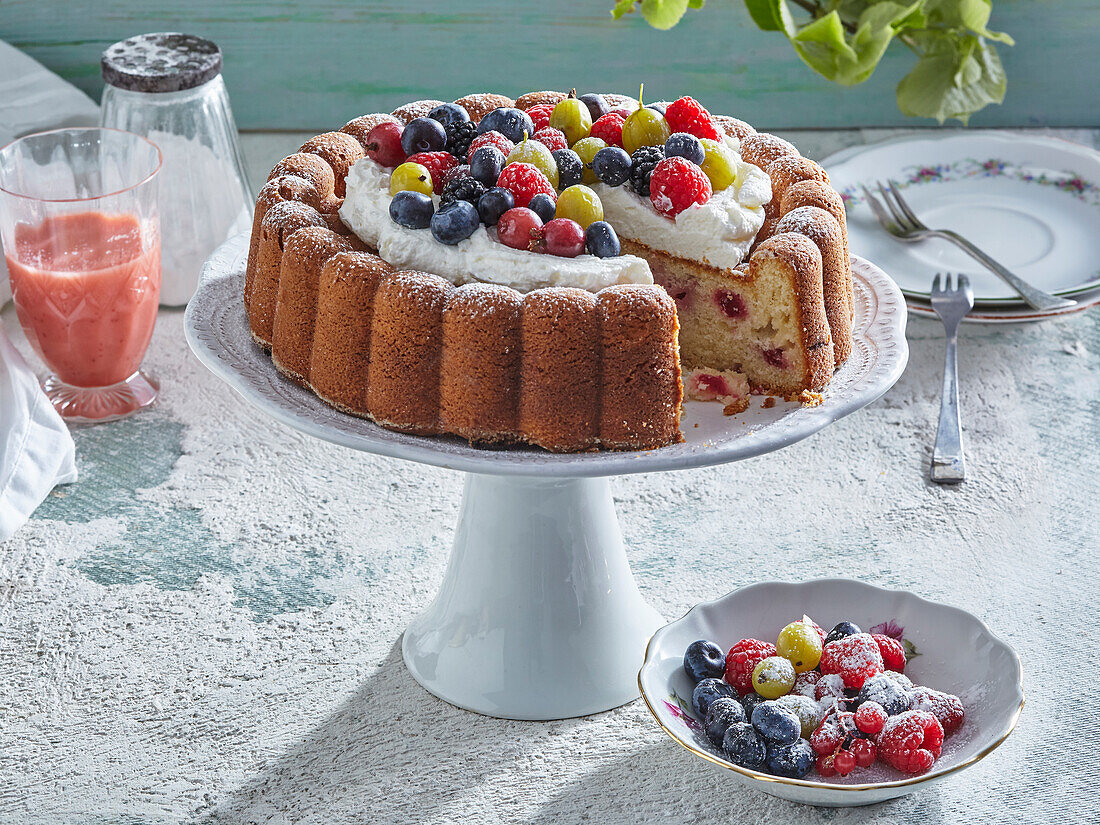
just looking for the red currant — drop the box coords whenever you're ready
[833,749,856,776]
[855,701,888,735]
[543,218,586,258]
[850,738,877,768]
[810,721,842,755]
[364,121,406,167]
[497,207,544,251]
[815,754,837,777]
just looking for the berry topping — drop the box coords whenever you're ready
[496,207,544,251]
[815,753,837,777]
[791,670,821,699]
[832,748,856,776]
[549,91,593,145]
[725,638,777,695]
[467,131,515,162]
[389,161,434,197]
[751,700,800,745]
[698,137,739,190]
[857,672,911,716]
[800,615,827,645]
[444,120,479,160]
[775,693,823,738]
[429,200,480,245]
[649,156,712,217]
[589,113,626,148]
[585,220,621,258]
[441,163,473,190]
[664,96,722,141]
[872,633,907,673]
[571,136,607,185]
[469,145,506,187]
[401,116,448,155]
[765,738,814,779]
[543,218,586,258]
[507,137,559,188]
[553,149,584,189]
[527,192,557,224]
[739,691,767,720]
[496,162,556,208]
[704,697,746,749]
[692,677,737,718]
[628,145,665,197]
[405,152,458,194]
[813,672,847,702]
[810,717,843,755]
[388,190,434,230]
[555,184,604,229]
[477,107,536,144]
[592,146,632,186]
[440,176,487,207]
[776,620,824,673]
[824,621,862,646]
[621,91,671,154]
[477,187,515,226]
[908,686,965,735]
[532,126,569,153]
[850,737,878,768]
[578,92,611,121]
[427,102,471,127]
[524,103,555,132]
[877,710,944,774]
[363,121,406,167]
[750,655,796,699]
[854,700,888,735]
[723,722,767,771]
[664,132,706,166]
[820,633,884,690]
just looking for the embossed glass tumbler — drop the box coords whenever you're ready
[0,128,162,422]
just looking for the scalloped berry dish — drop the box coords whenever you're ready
[638,579,1024,807]
[243,90,855,453]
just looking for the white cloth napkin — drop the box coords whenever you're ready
[0,40,100,305]
[0,320,77,541]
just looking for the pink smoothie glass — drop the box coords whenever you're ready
[0,128,162,422]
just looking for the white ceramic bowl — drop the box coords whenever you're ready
[638,579,1024,807]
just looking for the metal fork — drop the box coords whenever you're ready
[861,180,1076,311]
[929,273,974,484]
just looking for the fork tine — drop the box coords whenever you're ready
[887,180,923,228]
[932,273,942,293]
[946,272,955,292]
[876,181,913,231]
[860,184,898,232]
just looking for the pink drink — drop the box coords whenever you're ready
[7,212,160,387]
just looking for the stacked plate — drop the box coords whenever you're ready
[824,132,1100,324]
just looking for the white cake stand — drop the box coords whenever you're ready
[185,234,908,721]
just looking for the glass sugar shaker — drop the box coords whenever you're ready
[100,32,252,307]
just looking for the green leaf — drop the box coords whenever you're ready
[610,0,636,20]
[688,0,707,8]
[897,33,1007,123]
[743,0,795,35]
[922,0,1014,43]
[791,3,920,85]
[641,0,691,29]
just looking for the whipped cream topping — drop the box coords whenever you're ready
[339,159,653,293]
[592,158,770,272]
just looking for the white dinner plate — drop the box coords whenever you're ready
[823,132,1100,306]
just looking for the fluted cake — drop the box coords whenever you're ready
[243,91,853,452]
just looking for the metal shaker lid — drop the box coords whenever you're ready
[101,32,222,93]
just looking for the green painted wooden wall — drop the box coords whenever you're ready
[2,1,1097,130]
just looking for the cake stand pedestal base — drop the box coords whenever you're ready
[402,474,663,720]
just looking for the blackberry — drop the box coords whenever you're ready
[629,145,665,197]
[446,120,478,159]
[440,176,487,208]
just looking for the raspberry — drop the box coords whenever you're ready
[872,634,907,672]
[649,157,712,217]
[532,127,568,153]
[908,686,965,735]
[589,113,625,148]
[724,638,776,695]
[792,670,821,698]
[664,96,722,141]
[406,152,458,194]
[878,710,943,774]
[813,673,846,702]
[524,103,555,132]
[467,131,515,162]
[819,633,884,690]
[496,162,556,208]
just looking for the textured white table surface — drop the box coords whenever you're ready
[1,129,1097,824]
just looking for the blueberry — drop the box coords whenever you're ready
[765,739,815,779]
[579,92,610,121]
[477,107,535,144]
[691,677,737,719]
[857,673,911,716]
[824,621,861,646]
[553,149,584,189]
[646,102,668,115]
[401,116,448,155]
[751,700,801,745]
[704,697,746,749]
[469,146,506,188]
[592,146,632,186]
[477,187,515,226]
[664,132,705,166]
[723,722,766,770]
[528,192,557,224]
[427,102,471,128]
[739,691,767,720]
[430,200,480,245]
[585,221,621,258]
[388,190,434,230]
